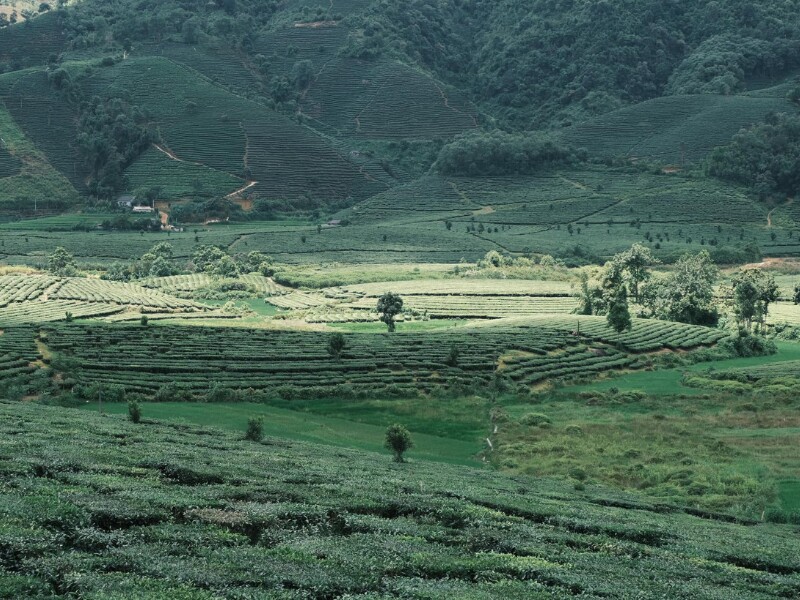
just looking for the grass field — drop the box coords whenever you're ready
[82,401,482,466]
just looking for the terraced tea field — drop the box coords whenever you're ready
[0,274,210,326]
[38,316,727,395]
[559,93,798,164]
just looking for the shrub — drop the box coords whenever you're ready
[127,400,141,424]
[327,333,346,359]
[245,416,264,442]
[519,413,551,427]
[384,423,413,462]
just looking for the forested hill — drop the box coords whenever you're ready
[0,0,798,218]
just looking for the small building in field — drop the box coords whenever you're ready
[116,194,136,208]
[132,205,155,213]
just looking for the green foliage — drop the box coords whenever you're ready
[709,113,800,201]
[127,398,141,423]
[74,96,154,198]
[384,422,413,462]
[47,246,77,276]
[245,415,264,441]
[616,243,659,302]
[720,330,777,357]
[666,35,796,95]
[377,291,403,332]
[327,332,346,359]
[729,268,780,332]
[435,131,577,176]
[606,285,632,333]
[1,401,798,597]
[641,251,720,326]
[444,344,459,367]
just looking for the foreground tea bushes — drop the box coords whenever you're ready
[0,401,797,598]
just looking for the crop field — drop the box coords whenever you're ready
[145,42,264,97]
[0,98,79,211]
[0,275,210,326]
[141,273,290,297]
[38,316,728,395]
[712,359,800,383]
[301,57,479,139]
[769,301,800,325]
[0,143,20,178]
[0,10,65,69]
[559,94,798,164]
[80,57,391,203]
[124,146,244,201]
[0,68,86,193]
[0,401,798,599]
[0,326,39,381]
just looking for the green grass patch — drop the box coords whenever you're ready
[81,401,481,466]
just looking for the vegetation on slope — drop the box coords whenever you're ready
[0,400,798,599]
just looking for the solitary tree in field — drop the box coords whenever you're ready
[128,399,141,424]
[606,285,632,333]
[793,283,800,305]
[47,246,77,276]
[385,424,413,463]
[327,332,346,359]
[377,292,403,332]
[245,416,264,442]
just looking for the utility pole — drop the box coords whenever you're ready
[98,388,103,415]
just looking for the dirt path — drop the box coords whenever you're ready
[767,198,794,227]
[559,175,590,191]
[433,82,478,127]
[225,181,257,199]
[153,143,184,162]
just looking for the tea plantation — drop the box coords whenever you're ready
[0,401,798,599]
[36,317,727,396]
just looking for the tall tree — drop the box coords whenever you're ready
[617,243,659,302]
[377,292,403,333]
[729,269,779,333]
[606,285,632,333]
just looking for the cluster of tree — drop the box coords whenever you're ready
[60,0,274,52]
[47,246,78,276]
[577,245,720,332]
[100,213,162,232]
[104,241,177,280]
[666,35,800,95]
[638,251,721,326]
[727,268,780,333]
[75,96,154,198]
[708,112,800,201]
[169,198,245,224]
[434,131,579,177]
[102,242,274,281]
[48,63,154,199]
[579,244,786,337]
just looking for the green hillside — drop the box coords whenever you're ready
[1,400,798,599]
[0,0,796,238]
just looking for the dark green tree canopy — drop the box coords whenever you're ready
[377,292,403,332]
